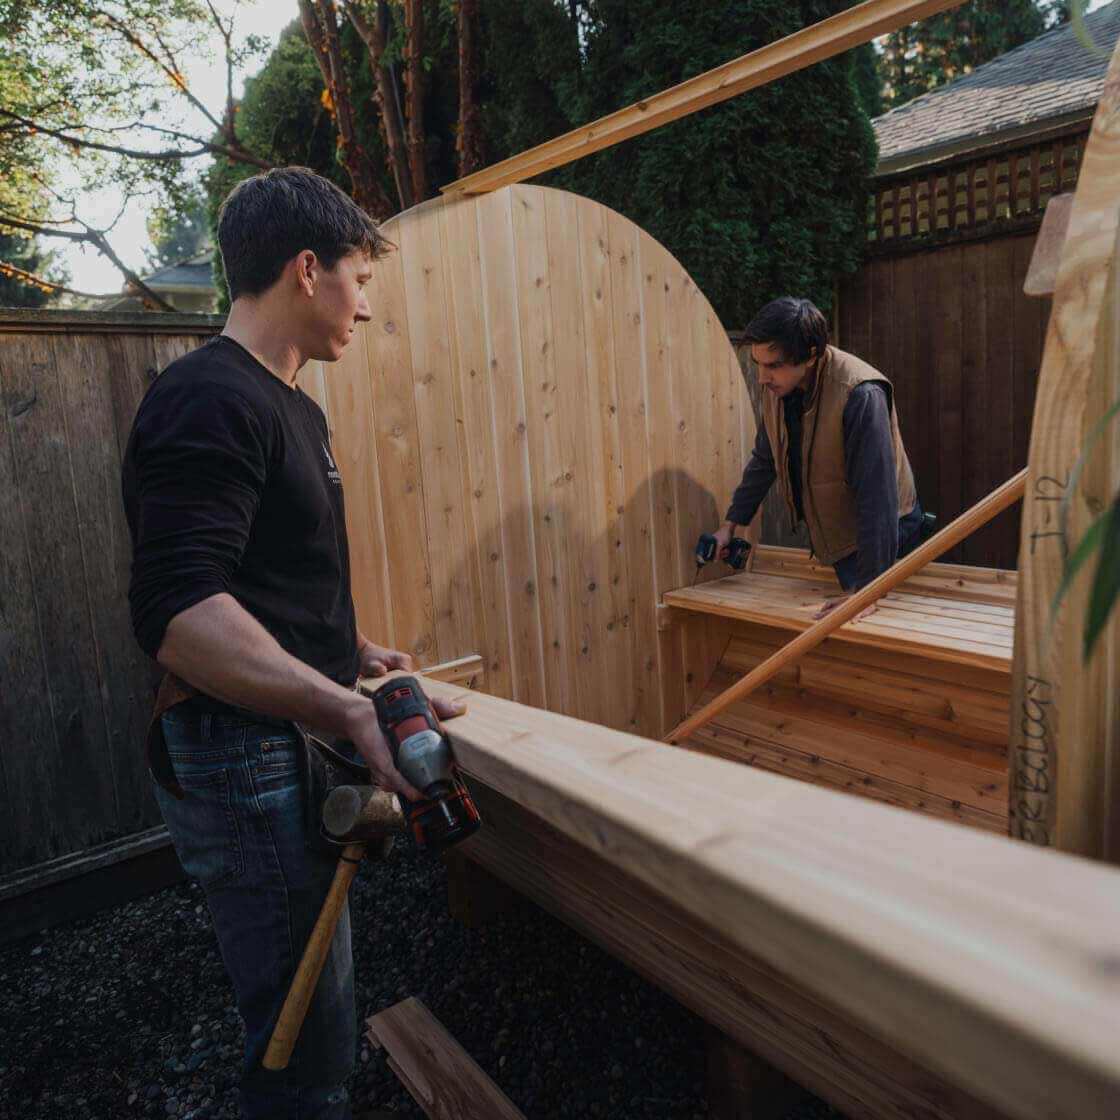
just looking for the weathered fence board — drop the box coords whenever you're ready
[837,231,1052,568]
[0,315,220,878]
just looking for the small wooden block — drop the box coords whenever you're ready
[443,848,521,928]
[366,997,526,1120]
[706,1025,813,1120]
[1023,192,1074,297]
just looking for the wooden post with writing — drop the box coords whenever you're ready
[1010,37,1120,860]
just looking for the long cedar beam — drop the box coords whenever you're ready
[411,673,1120,1119]
[667,468,1027,744]
[441,0,967,196]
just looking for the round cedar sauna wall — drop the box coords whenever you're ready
[301,185,755,738]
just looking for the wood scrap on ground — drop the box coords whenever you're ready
[366,997,526,1120]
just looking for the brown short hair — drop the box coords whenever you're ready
[744,297,829,364]
[217,166,391,300]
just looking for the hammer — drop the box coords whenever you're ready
[262,786,405,1071]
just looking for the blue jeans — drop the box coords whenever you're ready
[153,701,355,1120]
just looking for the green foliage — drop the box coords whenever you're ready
[478,0,582,161]
[553,1,877,326]
[146,187,209,269]
[202,0,875,326]
[879,1,1049,108]
[0,232,66,306]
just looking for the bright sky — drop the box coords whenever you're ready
[63,1,300,293]
[61,0,1115,293]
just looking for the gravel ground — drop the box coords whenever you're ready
[0,847,845,1120]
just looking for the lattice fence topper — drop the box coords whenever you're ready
[868,130,1088,251]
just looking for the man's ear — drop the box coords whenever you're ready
[293,250,319,298]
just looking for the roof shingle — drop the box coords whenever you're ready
[873,2,1120,170]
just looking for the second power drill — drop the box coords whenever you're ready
[368,676,481,855]
[694,532,751,583]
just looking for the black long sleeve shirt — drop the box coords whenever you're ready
[121,335,360,685]
[726,383,912,590]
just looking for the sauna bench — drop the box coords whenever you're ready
[665,547,1015,834]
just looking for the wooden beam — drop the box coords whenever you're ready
[666,469,1026,744]
[463,779,1006,1120]
[410,673,1120,1120]
[366,997,526,1119]
[1011,37,1120,859]
[441,0,967,196]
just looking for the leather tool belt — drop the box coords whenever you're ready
[146,673,374,856]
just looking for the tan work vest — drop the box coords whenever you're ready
[760,346,917,566]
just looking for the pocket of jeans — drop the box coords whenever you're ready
[160,763,244,889]
[253,736,302,776]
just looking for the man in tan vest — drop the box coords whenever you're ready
[711,297,923,617]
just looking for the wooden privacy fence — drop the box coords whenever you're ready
[0,312,221,879]
[837,230,1052,568]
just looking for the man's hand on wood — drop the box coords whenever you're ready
[812,594,877,623]
[359,639,414,677]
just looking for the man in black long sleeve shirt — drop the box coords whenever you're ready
[713,298,922,612]
[122,167,463,1120]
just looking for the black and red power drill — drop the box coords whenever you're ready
[368,676,481,855]
[693,532,751,584]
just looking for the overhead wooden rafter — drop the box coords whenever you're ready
[412,674,1120,1120]
[441,0,968,196]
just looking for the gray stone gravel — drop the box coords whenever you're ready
[0,846,846,1119]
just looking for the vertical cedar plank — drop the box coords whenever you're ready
[509,186,578,715]
[322,326,396,647]
[396,204,483,666]
[299,359,331,426]
[574,195,633,731]
[642,240,687,730]
[543,188,608,724]
[363,239,438,662]
[438,195,515,700]
[0,333,117,862]
[473,189,547,708]
[605,212,664,736]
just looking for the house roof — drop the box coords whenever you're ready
[873,2,1120,174]
[143,250,215,293]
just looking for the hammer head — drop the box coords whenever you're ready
[322,785,406,843]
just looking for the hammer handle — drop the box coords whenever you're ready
[262,841,364,1071]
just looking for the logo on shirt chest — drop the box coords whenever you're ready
[321,441,342,486]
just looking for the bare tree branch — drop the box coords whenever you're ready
[342,0,413,210]
[0,109,274,170]
[0,260,121,302]
[203,0,239,146]
[89,6,226,135]
[0,213,177,311]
